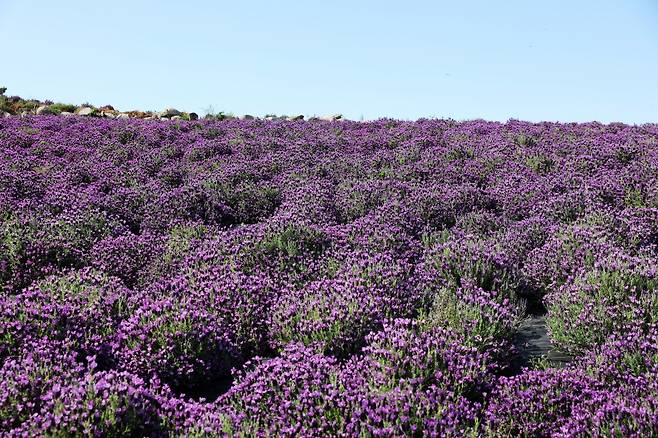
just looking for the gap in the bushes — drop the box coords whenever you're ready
[509,294,572,375]
[174,375,235,403]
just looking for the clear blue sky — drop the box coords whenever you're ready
[1,0,657,122]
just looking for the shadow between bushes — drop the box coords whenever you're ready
[506,294,572,376]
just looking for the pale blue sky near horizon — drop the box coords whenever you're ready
[1,0,657,123]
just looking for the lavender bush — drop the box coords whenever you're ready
[0,115,657,435]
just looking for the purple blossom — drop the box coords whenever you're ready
[1,115,657,435]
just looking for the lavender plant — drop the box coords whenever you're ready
[0,114,657,435]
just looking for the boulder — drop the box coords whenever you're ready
[158,108,181,118]
[76,107,95,116]
[170,115,182,121]
[240,114,255,120]
[127,111,150,119]
[60,112,75,117]
[319,114,342,122]
[116,113,130,120]
[1,111,11,118]
[288,115,304,121]
[188,112,199,121]
[36,105,56,115]
[99,105,115,111]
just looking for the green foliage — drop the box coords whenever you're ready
[0,95,10,113]
[528,355,555,371]
[624,187,646,208]
[516,133,537,147]
[35,270,133,342]
[547,267,658,353]
[364,321,488,398]
[121,299,235,386]
[201,180,281,225]
[335,181,387,223]
[0,210,114,292]
[272,292,370,357]
[445,146,475,161]
[420,230,452,248]
[40,271,127,311]
[257,224,329,260]
[47,103,76,114]
[427,240,518,298]
[525,226,604,295]
[20,101,39,112]
[0,216,29,271]
[118,129,137,145]
[139,224,207,288]
[419,286,519,351]
[166,223,207,259]
[395,146,421,166]
[191,223,331,284]
[203,127,224,139]
[525,154,555,174]
[28,373,163,437]
[615,147,637,164]
[204,111,234,120]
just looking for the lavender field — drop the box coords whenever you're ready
[1,115,657,436]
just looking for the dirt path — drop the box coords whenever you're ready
[512,314,572,373]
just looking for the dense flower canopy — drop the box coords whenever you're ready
[1,115,657,436]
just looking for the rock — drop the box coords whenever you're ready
[288,115,304,121]
[101,111,117,118]
[319,114,343,122]
[317,114,343,122]
[60,112,75,117]
[188,112,199,121]
[76,107,95,116]
[127,111,150,119]
[116,113,130,120]
[36,105,56,115]
[240,114,255,120]
[170,115,182,121]
[144,116,156,121]
[158,108,181,118]
[1,111,11,118]
[99,105,115,111]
